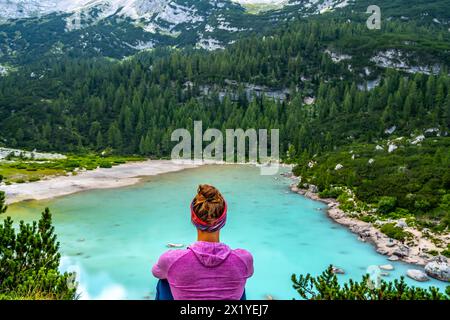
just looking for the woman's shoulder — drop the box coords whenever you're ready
[231,248,253,263]
[158,248,191,264]
[231,248,254,277]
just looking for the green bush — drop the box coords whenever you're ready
[380,223,412,241]
[378,196,397,214]
[99,162,113,169]
[292,165,302,177]
[442,250,450,258]
[360,215,376,223]
[319,187,342,199]
[428,250,439,256]
[414,199,432,211]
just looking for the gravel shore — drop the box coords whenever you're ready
[0,160,201,205]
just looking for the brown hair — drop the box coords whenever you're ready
[192,184,225,224]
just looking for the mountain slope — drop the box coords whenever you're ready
[0,0,356,65]
[0,0,448,66]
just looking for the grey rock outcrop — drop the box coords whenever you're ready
[393,245,410,257]
[308,184,319,193]
[406,269,429,282]
[424,256,450,282]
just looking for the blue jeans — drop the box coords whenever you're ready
[155,279,246,300]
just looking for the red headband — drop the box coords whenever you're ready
[191,200,227,232]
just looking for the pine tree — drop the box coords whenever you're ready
[96,131,103,149]
[0,196,77,299]
[0,191,7,214]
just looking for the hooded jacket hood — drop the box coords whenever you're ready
[188,241,232,267]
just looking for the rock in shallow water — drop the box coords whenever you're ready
[406,269,429,282]
[331,266,345,274]
[379,264,394,271]
[424,256,450,282]
[388,255,400,261]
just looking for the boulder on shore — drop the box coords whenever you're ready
[393,245,410,257]
[406,269,429,282]
[395,220,408,229]
[386,240,396,248]
[424,255,450,282]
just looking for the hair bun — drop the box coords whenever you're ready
[193,184,225,222]
[198,184,221,202]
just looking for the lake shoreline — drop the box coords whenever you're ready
[0,160,202,205]
[289,182,450,272]
[0,160,290,205]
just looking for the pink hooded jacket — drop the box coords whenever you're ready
[152,241,254,300]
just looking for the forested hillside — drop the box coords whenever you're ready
[0,17,449,157]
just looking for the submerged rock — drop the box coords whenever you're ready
[406,269,429,282]
[424,256,450,282]
[280,172,293,178]
[331,266,345,274]
[167,243,184,248]
[388,255,400,261]
[379,264,394,271]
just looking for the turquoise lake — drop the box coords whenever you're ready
[6,165,449,299]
